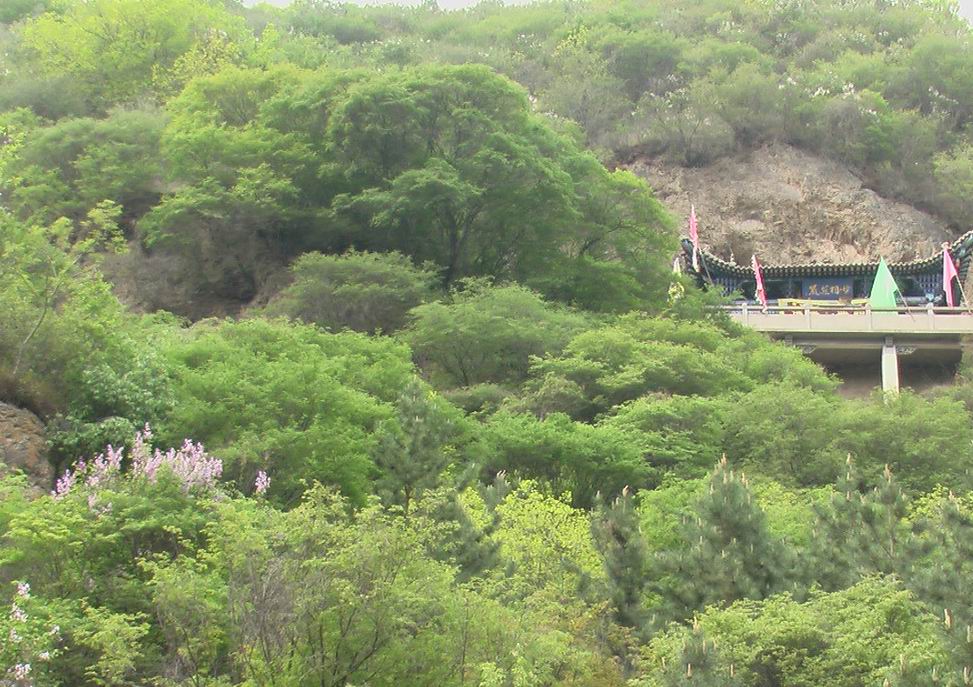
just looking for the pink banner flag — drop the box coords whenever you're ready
[751,254,767,308]
[943,243,959,307]
[688,205,700,271]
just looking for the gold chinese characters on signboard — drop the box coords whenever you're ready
[803,279,853,300]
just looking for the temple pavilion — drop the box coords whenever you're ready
[678,230,973,394]
[680,230,973,306]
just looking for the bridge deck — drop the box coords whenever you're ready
[724,304,973,392]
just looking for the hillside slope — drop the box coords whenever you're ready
[627,143,956,266]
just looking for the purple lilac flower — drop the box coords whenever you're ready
[15,582,29,599]
[52,468,77,499]
[50,426,222,497]
[85,444,124,489]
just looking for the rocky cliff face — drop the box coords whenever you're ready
[627,143,957,265]
[0,402,52,490]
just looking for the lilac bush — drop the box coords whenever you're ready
[2,581,59,687]
[53,425,223,498]
[254,470,271,496]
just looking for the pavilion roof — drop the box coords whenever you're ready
[681,228,973,281]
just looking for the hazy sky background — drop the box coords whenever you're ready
[251,0,973,21]
[959,0,973,22]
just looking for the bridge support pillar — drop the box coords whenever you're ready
[881,336,900,393]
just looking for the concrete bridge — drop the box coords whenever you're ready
[725,304,973,392]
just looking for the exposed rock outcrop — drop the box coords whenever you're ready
[0,402,52,490]
[628,143,956,265]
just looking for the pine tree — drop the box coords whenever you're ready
[375,379,503,578]
[882,653,947,687]
[807,459,913,591]
[649,456,795,626]
[480,470,511,511]
[806,461,969,683]
[655,619,743,687]
[906,495,973,685]
[591,486,650,631]
[374,376,456,516]
[410,485,500,580]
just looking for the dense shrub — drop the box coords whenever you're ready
[265,250,439,333]
[159,318,418,504]
[402,282,590,388]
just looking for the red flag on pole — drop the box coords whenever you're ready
[943,243,959,307]
[751,254,767,308]
[688,205,700,271]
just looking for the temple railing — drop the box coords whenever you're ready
[723,303,973,335]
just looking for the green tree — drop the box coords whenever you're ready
[160,318,416,504]
[536,44,631,145]
[20,0,250,108]
[808,460,913,591]
[140,64,317,309]
[639,578,949,687]
[523,317,753,420]
[327,64,673,301]
[648,457,796,626]
[0,452,218,684]
[481,412,651,508]
[633,82,736,166]
[934,142,973,225]
[597,27,687,103]
[591,487,651,631]
[0,0,53,23]
[722,383,844,487]
[266,250,439,334]
[141,166,300,303]
[3,109,165,227]
[144,62,673,312]
[603,395,729,479]
[835,391,973,492]
[0,210,130,416]
[374,377,463,516]
[402,282,589,388]
[641,621,742,687]
[142,556,229,683]
[6,204,124,380]
[477,480,605,600]
[220,486,534,687]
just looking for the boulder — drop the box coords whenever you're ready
[0,402,52,489]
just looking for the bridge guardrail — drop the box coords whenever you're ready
[722,303,973,334]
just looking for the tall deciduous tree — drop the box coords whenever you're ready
[142,63,672,314]
[324,64,673,305]
[4,109,166,227]
[0,207,126,410]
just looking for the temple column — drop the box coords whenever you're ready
[881,336,900,393]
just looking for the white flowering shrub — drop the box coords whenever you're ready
[0,582,59,687]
